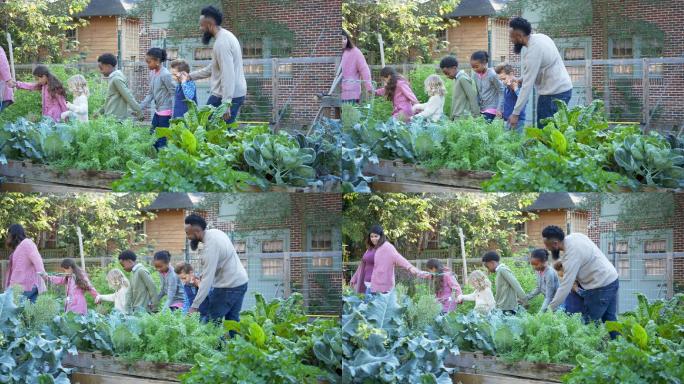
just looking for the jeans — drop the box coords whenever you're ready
[0,100,12,113]
[537,89,573,127]
[206,95,245,124]
[341,99,360,104]
[502,309,517,316]
[582,279,619,338]
[482,112,496,123]
[204,283,248,336]
[23,286,39,303]
[151,114,171,150]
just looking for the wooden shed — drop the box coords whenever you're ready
[521,193,589,249]
[142,193,205,258]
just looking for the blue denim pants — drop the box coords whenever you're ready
[204,283,248,336]
[150,113,171,150]
[537,89,573,127]
[582,278,619,338]
[23,286,39,303]
[206,95,245,124]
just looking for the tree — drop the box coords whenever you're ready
[343,0,460,64]
[0,193,156,256]
[0,0,89,63]
[131,0,223,41]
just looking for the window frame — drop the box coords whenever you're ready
[608,36,664,79]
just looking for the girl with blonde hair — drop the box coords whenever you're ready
[95,269,130,313]
[412,74,446,122]
[457,269,496,314]
[61,74,90,122]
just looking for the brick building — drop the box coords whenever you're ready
[143,193,343,314]
[513,0,684,130]
[133,0,342,128]
[586,193,684,312]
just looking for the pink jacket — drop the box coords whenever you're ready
[4,238,46,293]
[375,78,418,122]
[350,241,418,293]
[433,271,462,313]
[0,46,13,103]
[340,47,373,101]
[49,274,98,315]
[16,81,68,122]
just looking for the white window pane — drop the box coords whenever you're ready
[617,259,630,278]
[262,258,283,277]
[262,240,284,253]
[644,239,667,253]
[234,241,246,255]
[312,257,333,268]
[644,259,665,276]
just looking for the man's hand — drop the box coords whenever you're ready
[188,307,198,314]
[509,114,519,127]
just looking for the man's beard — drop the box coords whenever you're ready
[514,43,524,54]
[202,31,214,45]
[551,249,561,260]
[190,239,200,251]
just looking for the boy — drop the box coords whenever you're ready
[118,250,158,313]
[96,53,142,121]
[494,63,527,132]
[169,59,198,119]
[439,56,480,121]
[482,251,527,315]
[174,262,208,316]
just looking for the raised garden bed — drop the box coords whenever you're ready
[364,159,493,191]
[445,352,574,383]
[63,352,191,382]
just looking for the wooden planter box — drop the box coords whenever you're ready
[364,159,493,192]
[446,352,574,383]
[63,352,191,382]
[1,160,122,190]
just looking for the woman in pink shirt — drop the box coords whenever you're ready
[8,65,67,122]
[375,67,418,122]
[4,224,46,303]
[42,258,98,315]
[340,30,373,104]
[350,225,422,295]
[424,259,462,313]
[0,46,14,112]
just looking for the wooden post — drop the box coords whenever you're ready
[585,59,593,104]
[458,227,467,281]
[6,33,16,80]
[666,252,674,298]
[76,226,85,270]
[377,33,385,67]
[271,58,279,130]
[283,252,291,297]
[642,58,650,132]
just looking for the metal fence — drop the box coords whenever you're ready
[369,57,684,133]
[12,56,339,129]
[344,252,684,314]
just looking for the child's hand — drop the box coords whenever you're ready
[456,295,463,304]
[179,72,189,83]
[66,102,72,108]
[95,295,101,304]
[7,80,16,88]
[495,111,503,119]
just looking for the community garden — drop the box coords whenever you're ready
[341,67,684,193]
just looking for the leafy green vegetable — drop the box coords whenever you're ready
[613,133,684,189]
[243,132,317,189]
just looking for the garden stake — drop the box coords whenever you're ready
[6,32,15,81]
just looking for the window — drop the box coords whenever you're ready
[514,223,526,236]
[566,66,586,83]
[241,37,293,78]
[194,48,213,60]
[644,239,667,253]
[310,229,333,252]
[644,258,665,276]
[608,241,629,255]
[65,29,78,51]
[133,222,145,236]
[234,241,246,255]
[165,48,179,61]
[243,39,263,59]
[262,240,284,253]
[616,258,630,278]
[240,258,248,271]
[261,258,283,277]
[564,47,586,61]
[609,37,664,78]
[312,257,334,268]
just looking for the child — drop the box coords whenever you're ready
[0,45,14,112]
[439,56,480,120]
[525,248,559,313]
[153,251,185,311]
[96,53,142,121]
[456,270,495,314]
[553,261,585,314]
[470,51,505,123]
[423,259,462,313]
[41,258,98,315]
[8,65,67,122]
[482,251,527,315]
[61,74,89,122]
[169,59,198,119]
[95,269,129,313]
[174,262,208,315]
[118,250,159,313]
[375,67,418,122]
[412,74,446,122]
[494,63,527,132]
[140,48,175,150]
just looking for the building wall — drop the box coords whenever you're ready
[144,209,188,256]
[446,17,489,66]
[74,17,119,62]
